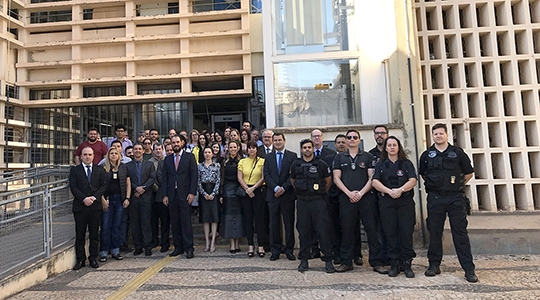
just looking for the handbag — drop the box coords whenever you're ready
[235,185,246,198]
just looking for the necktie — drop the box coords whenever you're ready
[266,147,271,154]
[136,161,142,185]
[175,153,180,170]
[316,149,321,157]
[86,165,92,183]
[277,152,283,174]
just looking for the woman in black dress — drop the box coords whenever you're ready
[220,141,245,253]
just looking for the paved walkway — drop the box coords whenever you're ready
[7,247,540,299]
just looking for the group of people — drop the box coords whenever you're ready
[70,122,478,282]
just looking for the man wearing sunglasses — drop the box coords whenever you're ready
[332,129,386,274]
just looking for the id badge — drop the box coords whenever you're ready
[113,172,118,180]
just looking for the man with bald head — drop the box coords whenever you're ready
[70,147,108,270]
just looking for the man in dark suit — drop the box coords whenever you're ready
[126,143,156,256]
[311,129,335,159]
[160,134,198,259]
[70,147,108,270]
[264,133,298,261]
[257,129,273,158]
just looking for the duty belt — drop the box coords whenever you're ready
[297,195,324,202]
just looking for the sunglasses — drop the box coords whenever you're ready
[346,136,359,140]
[144,142,152,145]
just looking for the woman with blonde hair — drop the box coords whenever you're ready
[99,147,131,262]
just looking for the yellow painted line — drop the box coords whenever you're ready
[106,255,177,300]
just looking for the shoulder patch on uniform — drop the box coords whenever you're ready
[428,150,436,158]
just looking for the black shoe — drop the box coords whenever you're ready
[286,253,296,261]
[112,254,123,260]
[89,260,99,268]
[465,270,478,283]
[247,251,255,258]
[258,251,266,258]
[145,249,152,256]
[403,260,415,278]
[160,246,169,253]
[186,250,194,259]
[269,254,280,261]
[388,261,400,277]
[230,249,237,254]
[353,257,363,266]
[133,249,143,256]
[235,248,241,253]
[325,261,336,273]
[99,256,107,262]
[169,248,184,257]
[373,265,389,274]
[335,264,353,273]
[297,260,309,272]
[73,261,85,270]
[425,265,441,277]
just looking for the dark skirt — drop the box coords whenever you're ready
[221,181,245,239]
[200,182,220,223]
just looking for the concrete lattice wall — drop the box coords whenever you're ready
[414,0,540,212]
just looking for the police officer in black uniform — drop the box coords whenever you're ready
[333,129,386,273]
[291,139,335,273]
[418,123,478,283]
[372,136,417,278]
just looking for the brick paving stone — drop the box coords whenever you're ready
[7,248,540,299]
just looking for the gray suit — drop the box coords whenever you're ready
[126,159,156,251]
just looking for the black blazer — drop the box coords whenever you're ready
[257,145,273,158]
[126,159,156,201]
[263,149,297,202]
[318,147,335,159]
[160,151,198,202]
[69,163,108,212]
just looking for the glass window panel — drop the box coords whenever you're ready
[274,59,360,127]
[275,0,354,54]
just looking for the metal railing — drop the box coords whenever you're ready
[0,167,73,278]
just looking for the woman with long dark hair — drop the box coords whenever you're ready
[221,140,245,253]
[99,147,131,262]
[237,140,267,257]
[196,133,208,163]
[372,136,418,278]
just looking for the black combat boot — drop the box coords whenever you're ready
[388,260,400,277]
[403,259,415,278]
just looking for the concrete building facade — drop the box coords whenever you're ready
[0,0,539,216]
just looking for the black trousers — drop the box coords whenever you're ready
[151,201,170,248]
[328,195,363,260]
[297,198,333,261]
[240,186,269,247]
[169,193,194,251]
[375,194,389,264]
[339,192,383,267]
[379,194,416,261]
[268,199,295,255]
[74,208,101,262]
[427,192,474,271]
[129,195,153,251]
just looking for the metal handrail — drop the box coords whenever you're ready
[0,179,69,200]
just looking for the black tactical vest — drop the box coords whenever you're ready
[423,145,464,192]
[293,160,327,197]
